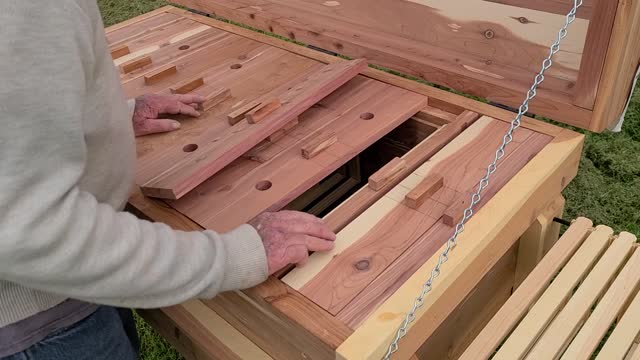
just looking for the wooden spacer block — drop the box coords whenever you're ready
[414,105,458,126]
[199,87,231,111]
[301,132,338,159]
[120,55,152,74]
[443,192,472,226]
[404,174,444,209]
[227,100,261,125]
[170,77,204,94]
[245,99,282,124]
[268,117,299,143]
[144,64,178,85]
[110,44,130,60]
[368,157,407,191]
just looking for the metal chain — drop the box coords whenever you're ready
[383,1,583,358]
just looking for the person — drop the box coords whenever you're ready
[0,1,337,359]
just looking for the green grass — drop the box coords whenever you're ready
[98,1,640,358]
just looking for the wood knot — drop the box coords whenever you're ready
[484,29,495,39]
[354,259,370,271]
[518,16,529,24]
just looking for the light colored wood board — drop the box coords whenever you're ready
[404,174,444,209]
[172,0,599,129]
[245,98,281,123]
[563,235,640,360]
[591,0,640,131]
[572,0,619,109]
[597,275,640,359]
[459,216,594,360]
[513,195,566,289]
[164,6,577,137]
[336,128,584,360]
[525,234,635,360]
[491,225,613,360]
[144,64,178,85]
[337,131,552,328]
[415,243,518,360]
[138,59,367,200]
[325,110,481,233]
[170,78,427,232]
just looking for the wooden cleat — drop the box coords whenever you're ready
[110,44,130,60]
[199,87,231,111]
[301,132,338,159]
[245,99,281,124]
[368,157,407,191]
[227,100,261,125]
[144,64,178,85]
[170,77,204,94]
[120,55,152,74]
[405,174,444,209]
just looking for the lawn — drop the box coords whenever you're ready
[98,1,640,358]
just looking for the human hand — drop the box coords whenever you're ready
[132,93,206,137]
[249,210,336,275]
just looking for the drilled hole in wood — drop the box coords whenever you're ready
[360,112,375,120]
[354,259,370,271]
[179,45,190,50]
[230,63,243,69]
[255,180,272,191]
[183,144,198,152]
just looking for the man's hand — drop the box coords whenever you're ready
[132,93,206,137]
[249,211,336,275]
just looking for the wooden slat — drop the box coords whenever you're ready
[562,235,640,360]
[336,128,583,359]
[491,225,613,360]
[525,234,635,359]
[460,216,594,360]
[139,59,367,200]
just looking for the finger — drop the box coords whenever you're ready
[277,210,324,224]
[134,119,181,136]
[163,101,201,117]
[303,235,336,252]
[275,219,336,241]
[171,94,206,105]
[285,244,310,266]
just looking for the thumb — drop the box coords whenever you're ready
[135,119,181,137]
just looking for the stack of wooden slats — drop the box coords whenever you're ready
[462,217,640,360]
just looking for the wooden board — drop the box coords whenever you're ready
[137,59,367,200]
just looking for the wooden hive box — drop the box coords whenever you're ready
[110,1,640,359]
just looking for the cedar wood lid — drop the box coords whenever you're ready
[172,0,640,132]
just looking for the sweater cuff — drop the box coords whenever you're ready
[127,99,136,120]
[216,224,268,292]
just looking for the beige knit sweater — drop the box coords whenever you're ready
[0,0,268,328]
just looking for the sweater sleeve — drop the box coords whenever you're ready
[0,1,268,308]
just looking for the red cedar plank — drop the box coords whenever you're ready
[140,58,368,200]
[246,99,282,123]
[170,77,205,94]
[120,55,152,74]
[301,132,338,159]
[228,100,262,125]
[368,157,407,191]
[336,132,553,327]
[200,87,231,111]
[144,64,178,85]
[405,174,445,209]
[572,0,619,109]
[110,44,130,60]
[325,110,481,232]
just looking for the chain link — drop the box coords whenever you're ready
[383,1,583,358]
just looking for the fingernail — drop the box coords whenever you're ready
[172,121,181,129]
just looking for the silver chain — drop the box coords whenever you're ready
[383,1,583,358]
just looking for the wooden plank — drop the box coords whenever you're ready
[459,216,594,360]
[172,0,596,130]
[301,132,338,159]
[165,6,572,138]
[404,174,444,209]
[562,235,640,360]
[591,0,640,131]
[110,44,130,60]
[138,59,367,200]
[368,157,407,191]
[597,276,640,359]
[170,77,205,94]
[525,233,635,359]
[120,55,152,74]
[513,195,565,288]
[200,87,231,111]
[144,64,178,85]
[246,98,281,124]
[491,225,613,360]
[336,128,583,360]
[573,0,619,109]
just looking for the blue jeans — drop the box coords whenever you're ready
[3,307,139,360]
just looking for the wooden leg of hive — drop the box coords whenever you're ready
[513,195,566,289]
